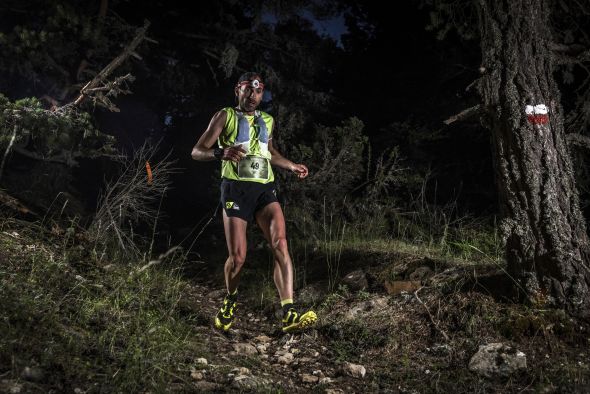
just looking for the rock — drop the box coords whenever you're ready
[0,380,23,394]
[429,344,451,356]
[255,335,272,343]
[298,282,328,304]
[345,296,389,320]
[325,389,343,394]
[102,264,116,272]
[278,334,298,346]
[233,342,258,355]
[408,266,433,281]
[345,305,365,320]
[341,270,368,291]
[468,343,527,378]
[190,371,204,380]
[278,353,295,364]
[195,357,208,365]
[21,366,44,382]
[232,375,266,390]
[231,367,251,375]
[383,280,421,295]
[369,296,389,309]
[301,374,319,383]
[194,381,220,391]
[342,362,366,378]
[256,344,268,353]
[319,377,333,384]
[10,386,22,394]
[206,289,227,299]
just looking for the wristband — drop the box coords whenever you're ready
[213,147,224,160]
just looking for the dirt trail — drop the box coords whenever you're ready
[179,254,590,393]
[183,279,369,393]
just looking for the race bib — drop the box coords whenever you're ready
[238,156,269,180]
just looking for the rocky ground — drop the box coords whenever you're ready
[180,282,367,393]
[175,247,590,393]
[1,221,589,393]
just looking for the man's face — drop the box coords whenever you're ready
[235,77,264,113]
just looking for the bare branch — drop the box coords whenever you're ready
[443,105,481,125]
[89,141,178,261]
[567,133,590,150]
[551,42,590,65]
[12,146,78,166]
[0,189,33,215]
[69,20,151,108]
[414,287,450,341]
[0,124,18,181]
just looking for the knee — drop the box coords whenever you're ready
[230,252,247,268]
[272,237,289,255]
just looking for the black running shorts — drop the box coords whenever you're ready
[220,179,279,222]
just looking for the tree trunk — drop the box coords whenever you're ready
[476,0,590,318]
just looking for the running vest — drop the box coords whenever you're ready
[218,107,274,183]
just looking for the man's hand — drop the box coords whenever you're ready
[223,145,247,162]
[290,163,309,179]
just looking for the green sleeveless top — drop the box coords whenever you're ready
[218,107,274,183]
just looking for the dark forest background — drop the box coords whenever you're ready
[0,0,496,239]
[2,1,590,392]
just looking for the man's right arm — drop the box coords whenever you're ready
[191,110,246,162]
[191,110,227,161]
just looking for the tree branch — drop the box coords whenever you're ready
[0,189,34,215]
[12,147,79,166]
[70,20,151,108]
[567,133,590,149]
[443,105,481,125]
[0,124,18,181]
[551,42,590,65]
[414,287,450,341]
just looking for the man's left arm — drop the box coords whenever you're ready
[268,139,308,179]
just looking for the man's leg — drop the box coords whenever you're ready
[255,202,316,332]
[255,202,292,300]
[215,210,247,331]
[223,210,248,293]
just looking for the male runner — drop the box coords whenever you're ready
[191,72,317,333]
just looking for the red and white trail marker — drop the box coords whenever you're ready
[525,104,549,125]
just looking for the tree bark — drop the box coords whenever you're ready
[476,0,590,318]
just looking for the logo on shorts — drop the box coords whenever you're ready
[272,189,277,197]
[226,201,240,210]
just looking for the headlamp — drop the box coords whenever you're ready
[237,79,264,90]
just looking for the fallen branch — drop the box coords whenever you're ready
[443,105,480,125]
[414,287,450,341]
[12,146,79,166]
[70,20,151,108]
[0,189,34,215]
[0,124,18,181]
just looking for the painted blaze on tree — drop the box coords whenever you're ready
[477,0,590,317]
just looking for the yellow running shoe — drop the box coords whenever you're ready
[282,308,317,333]
[214,295,237,331]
